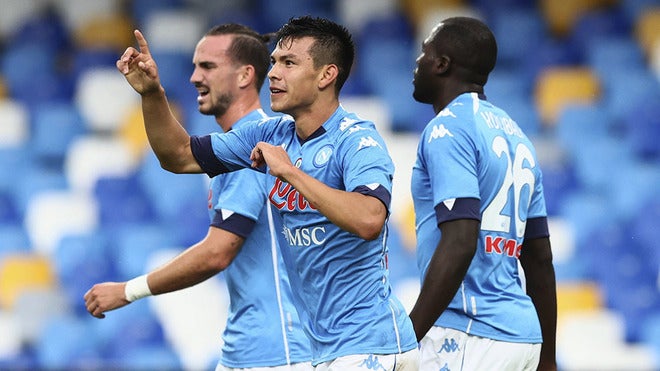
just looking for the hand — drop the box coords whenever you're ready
[250,142,295,181]
[116,29,162,96]
[84,282,130,319]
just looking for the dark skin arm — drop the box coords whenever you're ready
[519,236,557,371]
[409,218,479,342]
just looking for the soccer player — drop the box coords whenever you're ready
[84,24,312,370]
[104,15,418,369]
[408,17,557,370]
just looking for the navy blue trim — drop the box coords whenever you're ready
[524,217,550,239]
[211,211,256,239]
[435,197,481,225]
[190,135,230,177]
[298,126,326,145]
[353,184,391,209]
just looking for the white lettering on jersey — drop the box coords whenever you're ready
[282,225,327,247]
[358,136,381,150]
[481,111,524,138]
[428,124,454,142]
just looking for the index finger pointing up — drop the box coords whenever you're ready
[133,29,151,55]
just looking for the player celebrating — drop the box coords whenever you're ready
[408,17,557,370]
[99,15,418,369]
[85,24,312,370]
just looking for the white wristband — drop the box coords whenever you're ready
[124,274,152,302]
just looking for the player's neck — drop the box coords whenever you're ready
[216,97,262,132]
[293,96,339,140]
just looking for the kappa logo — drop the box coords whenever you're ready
[428,124,454,142]
[358,355,387,371]
[438,338,460,353]
[348,125,368,134]
[358,136,381,150]
[438,108,457,118]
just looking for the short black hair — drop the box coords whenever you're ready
[205,23,273,90]
[435,17,497,85]
[274,16,355,93]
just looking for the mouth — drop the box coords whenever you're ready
[196,86,210,103]
[270,87,285,95]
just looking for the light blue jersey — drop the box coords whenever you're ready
[412,92,547,343]
[208,109,311,368]
[193,106,417,365]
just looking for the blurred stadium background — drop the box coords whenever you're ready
[0,0,658,370]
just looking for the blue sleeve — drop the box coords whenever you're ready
[339,126,394,209]
[190,135,230,177]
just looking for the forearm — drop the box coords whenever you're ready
[284,167,386,240]
[141,88,201,173]
[146,228,243,295]
[409,219,479,341]
[526,262,557,369]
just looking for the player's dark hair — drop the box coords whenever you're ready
[435,17,497,85]
[275,16,355,94]
[205,23,274,90]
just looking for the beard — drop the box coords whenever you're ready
[200,92,233,117]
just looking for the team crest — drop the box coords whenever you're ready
[294,158,303,168]
[313,145,333,167]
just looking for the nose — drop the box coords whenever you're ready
[267,64,279,81]
[190,66,201,84]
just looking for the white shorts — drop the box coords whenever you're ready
[313,348,419,371]
[216,361,313,371]
[419,326,541,371]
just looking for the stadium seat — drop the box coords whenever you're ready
[52,0,121,33]
[0,191,19,226]
[539,0,617,37]
[71,13,134,52]
[12,166,69,219]
[64,134,139,194]
[5,5,70,52]
[68,47,122,86]
[555,103,611,158]
[149,50,196,106]
[14,287,70,344]
[34,314,101,370]
[640,313,660,364]
[400,0,467,26]
[0,0,43,39]
[94,173,155,227]
[634,6,660,57]
[74,67,141,133]
[0,43,62,104]
[30,102,87,163]
[23,190,99,256]
[490,8,547,69]
[557,309,657,370]
[137,151,208,226]
[585,36,646,85]
[0,226,28,268]
[556,281,603,320]
[51,232,115,313]
[533,67,600,127]
[109,223,179,279]
[599,68,660,123]
[338,0,399,34]
[0,99,28,148]
[0,253,56,309]
[142,9,207,54]
[569,7,631,57]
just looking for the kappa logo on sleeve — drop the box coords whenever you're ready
[427,124,454,142]
[357,136,382,150]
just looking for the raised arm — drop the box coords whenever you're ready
[251,142,387,240]
[84,226,243,319]
[117,29,201,173]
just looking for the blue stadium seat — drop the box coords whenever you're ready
[129,0,185,27]
[600,69,660,123]
[5,6,70,52]
[555,103,612,159]
[35,314,100,370]
[151,50,196,106]
[109,223,179,279]
[137,151,208,225]
[0,225,31,259]
[640,313,660,363]
[69,48,121,86]
[12,166,69,218]
[570,8,631,59]
[586,36,646,85]
[52,232,116,314]
[622,94,660,160]
[0,190,19,225]
[538,160,578,216]
[490,8,548,69]
[30,102,87,163]
[94,173,155,228]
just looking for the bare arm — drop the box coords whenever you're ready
[117,29,201,174]
[84,227,243,318]
[409,218,479,341]
[251,142,387,240]
[519,236,557,371]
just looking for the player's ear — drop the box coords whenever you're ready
[437,55,450,74]
[237,65,255,89]
[318,64,338,90]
